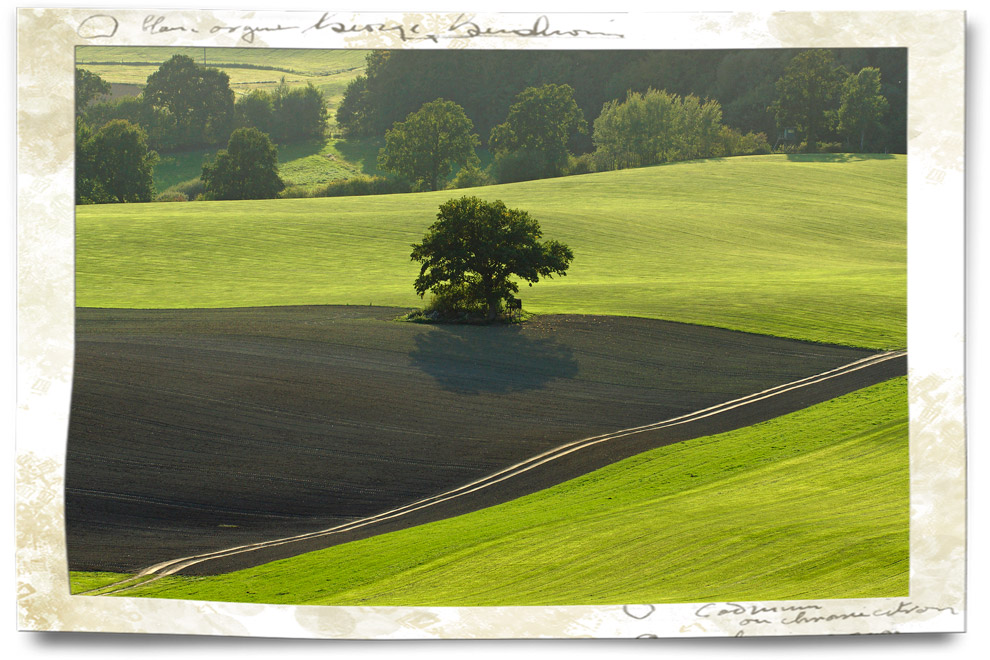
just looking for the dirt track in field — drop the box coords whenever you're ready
[65,306,904,575]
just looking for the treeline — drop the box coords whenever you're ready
[337,48,906,154]
[75,55,327,203]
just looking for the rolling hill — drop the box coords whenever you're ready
[76,154,906,349]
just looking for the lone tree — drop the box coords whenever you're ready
[769,49,848,152]
[411,196,574,321]
[378,99,480,191]
[202,127,285,200]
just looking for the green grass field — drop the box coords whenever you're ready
[80,376,907,605]
[153,138,380,193]
[77,154,906,349]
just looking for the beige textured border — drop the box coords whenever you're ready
[15,8,966,639]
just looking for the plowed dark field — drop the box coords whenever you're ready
[66,306,902,574]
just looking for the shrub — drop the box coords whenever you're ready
[446,164,495,189]
[170,178,206,200]
[312,175,411,198]
[422,283,490,321]
[279,185,313,199]
[566,153,596,176]
[153,190,188,202]
[491,149,555,184]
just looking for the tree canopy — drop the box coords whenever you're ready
[78,119,157,203]
[335,48,906,155]
[75,68,111,115]
[411,196,574,321]
[378,99,480,191]
[143,54,235,149]
[837,67,889,152]
[489,83,587,181]
[201,127,285,200]
[769,49,848,151]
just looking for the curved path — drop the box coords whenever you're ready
[89,349,905,594]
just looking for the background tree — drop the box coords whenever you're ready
[837,67,889,152]
[86,119,158,203]
[234,89,275,135]
[75,68,111,115]
[335,48,906,156]
[489,83,587,182]
[201,127,285,200]
[143,54,235,149]
[411,196,574,321]
[769,49,848,152]
[75,118,107,204]
[378,99,480,191]
[271,82,328,142]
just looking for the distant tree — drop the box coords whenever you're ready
[592,89,729,170]
[335,74,370,137]
[234,89,275,135]
[75,118,106,204]
[201,127,285,200]
[86,119,157,203]
[75,68,111,115]
[143,54,235,148]
[837,67,889,152]
[489,83,587,181]
[411,196,574,321]
[272,82,328,142]
[378,99,480,191]
[769,49,848,152]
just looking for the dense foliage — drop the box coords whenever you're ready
[201,127,285,200]
[378,99,480,191]
[76,118,157,204]
[769,50,849,153]
[75,68,111,115]
[411,196,574,321]
[489,84,587,182]
[234,79,328,143]
[837,67,890,152]
[335,48,906,154]
[143,55,235,150]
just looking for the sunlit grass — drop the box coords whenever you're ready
[78,154,906,349]
[102,376,907,606]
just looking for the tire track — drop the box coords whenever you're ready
[86,349,905,595]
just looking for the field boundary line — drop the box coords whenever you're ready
[83,350,905,596]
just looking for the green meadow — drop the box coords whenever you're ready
[76,154,906,349]
[84,376,907,605]
[152,137,379,193]
[76,46,368,123]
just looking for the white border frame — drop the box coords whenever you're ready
[14,6,967,641]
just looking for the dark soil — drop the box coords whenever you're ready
[65,306,903,574]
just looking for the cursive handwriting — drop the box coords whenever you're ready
[143,15,196,36]
[625,600,960,637]
[447,14,624,40]
[79,12,624,44]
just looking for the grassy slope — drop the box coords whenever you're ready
[102,376,907,605]
[153,138,377,192]
[77,154,906,349]
[76,47,368,129]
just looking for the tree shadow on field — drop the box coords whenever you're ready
[409,323,579,395]
[785,153,896,162]
[276,138,327,162]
